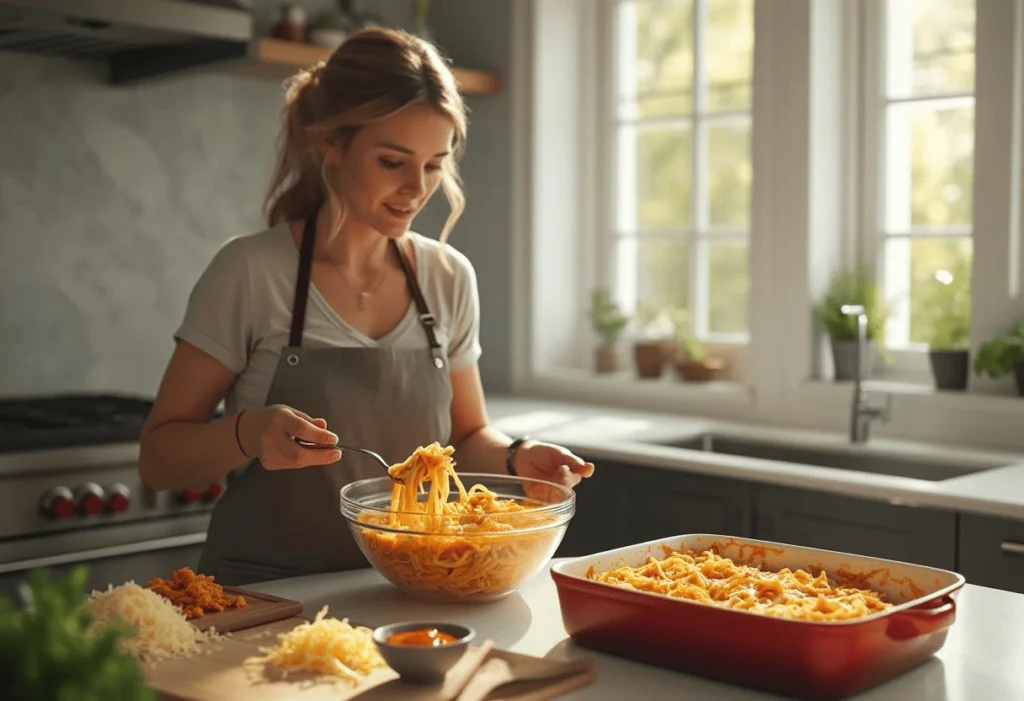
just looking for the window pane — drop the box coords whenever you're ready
[883,236,972,347]
[886,0,975,99]
[707,239,749,333]
[618,237,690,317]
[707,119,751,228]
[617,124,692,230]
[884,101,973,229]
[617,0,693,119]
[705,0,753,111]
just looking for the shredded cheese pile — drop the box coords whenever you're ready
[145,566,246,620]
[587,546,893,621]
[83,582,217,663]
[244,606,387,684]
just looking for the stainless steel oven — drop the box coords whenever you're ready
[0,395,221,605]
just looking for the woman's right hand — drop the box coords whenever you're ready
[237,405,342,469]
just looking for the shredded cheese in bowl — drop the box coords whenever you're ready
[244,606,387,684]
[83,582,218,663]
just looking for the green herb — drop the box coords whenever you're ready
[919,258,972,350]
[974,321,1024,379]
[589,288,629,344]
[815,263,890,344]
[665,307,704,361]
[0,567,155,701]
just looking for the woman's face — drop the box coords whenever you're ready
[330,103,455,238]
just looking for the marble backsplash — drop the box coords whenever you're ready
[0,0,514,399]
[0,53,284,397]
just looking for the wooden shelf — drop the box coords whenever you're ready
[222,38,502,96]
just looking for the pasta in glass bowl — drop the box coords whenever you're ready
[340,443,575,603]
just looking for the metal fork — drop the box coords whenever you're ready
[293,438,401,482]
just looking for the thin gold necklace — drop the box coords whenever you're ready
[332,246,390,310]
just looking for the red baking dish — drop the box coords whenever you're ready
[550,534,965,700]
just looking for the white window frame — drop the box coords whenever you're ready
[859,0,977,382]
[511,0,1024,451]
[600,0,752,349]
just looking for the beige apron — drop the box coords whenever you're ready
[197,215,453,585]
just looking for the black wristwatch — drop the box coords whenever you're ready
[506,436,530,476]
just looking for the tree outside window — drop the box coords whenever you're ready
[611,0,753,342]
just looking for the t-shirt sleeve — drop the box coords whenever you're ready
[173,237,252,374]
[447,247,483,372]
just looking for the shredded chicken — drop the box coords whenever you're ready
[145,567,246,620]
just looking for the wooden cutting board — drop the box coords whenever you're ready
[185,586,302,635]
[146,617,596,701]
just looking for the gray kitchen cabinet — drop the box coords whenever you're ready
[554,454,623,558]
[554,460,754,558]
[958,514,1024,595]
[754,485,957,569]
[616,464,754,546]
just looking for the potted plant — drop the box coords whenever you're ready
[631,303,674,379]
[588,288,629,374]
[974,321,1024,396]
[307,8,352,48]
[668,309,727,382]
[919,260,972,390]
[816,263,890,381]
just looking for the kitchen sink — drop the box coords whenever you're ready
[660,433,1004,481]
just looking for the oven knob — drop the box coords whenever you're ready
[74,483,106,516]
[106,483,130,513]
[179,489,203,504]
[205,482,224,501]
[40,487,75,519]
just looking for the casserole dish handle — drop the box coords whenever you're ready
[885,595,957,641]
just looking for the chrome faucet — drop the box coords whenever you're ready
[840,304,891,443]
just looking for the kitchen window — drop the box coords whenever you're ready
[515,0,1024,449]
[861,0,976,378]
[604,0,753,348]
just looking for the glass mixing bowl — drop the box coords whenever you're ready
[340,473,575,603]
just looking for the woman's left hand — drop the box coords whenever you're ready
[513,440,595,489]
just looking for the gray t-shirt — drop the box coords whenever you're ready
[174,223,482,413]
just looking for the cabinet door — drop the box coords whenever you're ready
[959,514,1024,594]
[754,485,957,569]
[553,454,623,558]
[618,464,754,546]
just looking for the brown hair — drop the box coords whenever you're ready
[263,26,467,245]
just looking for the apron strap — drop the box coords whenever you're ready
[288,215,318,348]
[391,239,446,369]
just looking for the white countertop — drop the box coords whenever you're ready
[482,395,1024,520]
[251,562,1024,701]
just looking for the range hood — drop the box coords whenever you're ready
[0,0,254,84]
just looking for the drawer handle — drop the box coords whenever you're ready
[1000,541,1024,556]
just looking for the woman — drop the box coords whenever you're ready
[138,27,594,586]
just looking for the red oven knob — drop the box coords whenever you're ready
[74,483,106,516]
[205,482,224,501]
[40,487,75,519]
[180,489,203,504]
[106,483,131,513]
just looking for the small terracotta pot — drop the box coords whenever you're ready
[633,341,668,378]
[595,344,618,374]
[673,356,727,382]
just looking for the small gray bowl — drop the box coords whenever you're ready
[372,621,475,684]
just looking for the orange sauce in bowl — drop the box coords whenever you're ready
[386,628,460,647]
